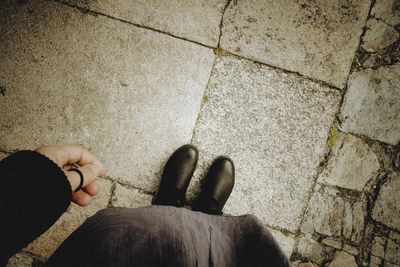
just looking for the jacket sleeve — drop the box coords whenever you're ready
[0,150,72,264]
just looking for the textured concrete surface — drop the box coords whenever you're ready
[297,236,326,265]
[362,19,399,52]
[339,64,400,145]
[372,235,386,258]
[25,179,112,258]
[0,0,214,192]
[269,229,295,257]
[322,238,342,250]
[294,262,319,267]
[111,184,153,208]
[220,0,371,88]
[1,0,399,266]
[6,253,34,267]
[317,133,380,191]
[301,185,365,243]
[386,238,400,264]
[327,251,357,267]
[301,187,344,237]
[373,172,400,229]
[63,0,228,47]
[371,232,400,266]
[371,0,400,26]
[343,244,359,256]
[189,56,341,231]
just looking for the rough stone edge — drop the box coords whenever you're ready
[290,0,400,262]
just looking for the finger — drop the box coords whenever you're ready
[35,145,107,176]
[64,162,105,177]
[62,164,74,171]
[82,181,100,196]
[72,190,92,207]
[59,145,106,174]
[62,145,94,165]
[91,158,107,177]
[64,163,102,191]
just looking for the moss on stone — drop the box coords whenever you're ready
[294,230,303,238]
[327,126,337,149]
[213,48,232,57]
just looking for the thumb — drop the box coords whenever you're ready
[64,163,104,192]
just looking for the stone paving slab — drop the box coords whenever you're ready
[0,0,215,192]
[339,64,400,145]
[25,179,112,259]
[6,253,34,267]
[317,132,380,191]
[371,0,400,26]
[300,185,365,243]
[292,261,319,267]
[328,251,358,267]
[371,231,400,266]
[269,229,295,257]
[63,0,228,47]
[220,0,371,88]
[373,172,400,230]
[189,55,341,231]
[111,183,153,208]
[296,235,326,265]
[361,19,399,52]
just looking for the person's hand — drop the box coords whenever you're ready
[34,145,107,207]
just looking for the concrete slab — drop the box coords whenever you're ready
[0,0,215,192]
[362,19,399,53]
[269,229,295,257]
[327,251,358,267]
[371,0,400,26]
[361,19,400,52]
[63,0,228,47]
[301,185,365,242]
[300,186,344,237]
[373,172,400,230]
[220,0,371,88]
[189,56,341,231]
[317,132,380,191]
[297,235,326,265]
[111,184,153,208]
[6,253,34,267]
[339,64,400,145]
[25,179,112,259]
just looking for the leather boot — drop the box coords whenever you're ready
[192,156,235,215]
[153,144,198,207]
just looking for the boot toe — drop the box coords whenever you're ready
[153,144,199,207]
[193,156,235,214]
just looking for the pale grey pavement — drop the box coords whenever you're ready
[1,0,399,266]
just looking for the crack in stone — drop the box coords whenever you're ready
[107,181,117,208]
[348,0,376,74]
[217,0,232,48]
[189,56,219,144]
[0,85,6,96]
[54,0,214,49]
[53,0,343,91]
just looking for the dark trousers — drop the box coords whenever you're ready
[45,206,290,267]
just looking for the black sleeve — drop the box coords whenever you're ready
[0,150,72,264]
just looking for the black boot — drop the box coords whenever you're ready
[192,157,235,215]
[153,144,198,207]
